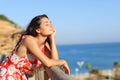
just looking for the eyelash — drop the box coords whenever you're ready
[45,22,51,26]
[45,24,49,26]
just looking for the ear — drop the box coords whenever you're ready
[36,28,41,33]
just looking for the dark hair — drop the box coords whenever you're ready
[15,14,50,47]
[25,14,48,36]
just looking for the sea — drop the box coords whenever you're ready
[57,42,120,75]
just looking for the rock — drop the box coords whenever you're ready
[0,19,23,54]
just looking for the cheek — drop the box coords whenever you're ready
[45,27,54,32]
[41,29,53,36]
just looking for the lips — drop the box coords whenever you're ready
[49,28,54,31]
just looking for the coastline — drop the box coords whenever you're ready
[72,69,114,80]
[29,69,114,80]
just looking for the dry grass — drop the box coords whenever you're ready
[0,20,22,54]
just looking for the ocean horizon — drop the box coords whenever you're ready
[57,42,120,75]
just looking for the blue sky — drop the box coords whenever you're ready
[0,0,120,45]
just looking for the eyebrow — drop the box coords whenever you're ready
[43,21,51,24]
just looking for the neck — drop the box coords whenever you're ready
[36,34,47,47]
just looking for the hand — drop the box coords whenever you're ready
[49,29,56,40]
[51,29,56,36]
[61,61,70,75]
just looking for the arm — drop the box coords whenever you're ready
[48,30,70,74]
[49,30,59,60]
[24,36,65,67]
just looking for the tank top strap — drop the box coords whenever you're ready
[14,35,26,50]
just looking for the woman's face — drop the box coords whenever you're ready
[38,17,54,36]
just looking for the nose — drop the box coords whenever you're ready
[49,23,53,28]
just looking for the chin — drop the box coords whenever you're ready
[49,32,53,35]
[45,34,52,37]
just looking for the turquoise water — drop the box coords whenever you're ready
[57,42,120,74]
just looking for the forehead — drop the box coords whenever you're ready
[41,17,49,23]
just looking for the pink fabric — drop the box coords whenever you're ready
[0,35,45,80]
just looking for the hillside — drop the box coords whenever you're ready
[0,15,23,54]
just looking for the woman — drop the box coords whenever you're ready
[0,14,70,80]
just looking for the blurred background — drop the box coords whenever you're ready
[0,0,120,80]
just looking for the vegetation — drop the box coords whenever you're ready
[86,63,91,70]
[75,61,120,80]
[0,14,16,25]
[113,61,120,79]
[89,68,100,74]
[113,61,120,67]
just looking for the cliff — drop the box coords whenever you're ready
[0,15,23,54]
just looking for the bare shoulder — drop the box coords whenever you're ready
[25,35,36,40]
[23,35,37,45]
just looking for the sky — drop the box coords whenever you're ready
[0,0,120,45]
